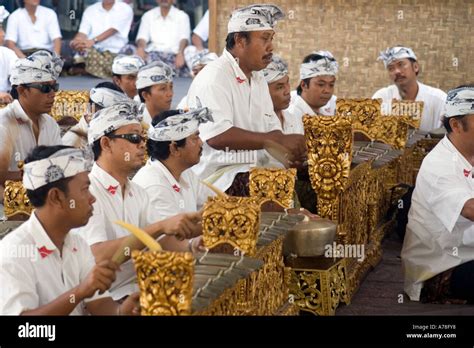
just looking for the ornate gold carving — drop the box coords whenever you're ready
[336,98,409,149]
[51,90,90,122]
[202,196,260,256]
[303,115,352,220]
[3,180,33,219]
[132,250,194,316]
[391,100,424,129]
[249,167,297,208]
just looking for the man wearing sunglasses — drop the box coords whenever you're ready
[373,46,447,132]
[0,50,63,189]
[73,102,202,301]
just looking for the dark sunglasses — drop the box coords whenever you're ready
[107,133,145,144]
[25,83,60,93]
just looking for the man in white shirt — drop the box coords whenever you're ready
[111,55,145,99]
[133,107,215,252]
[263,54,303,135]
[288,50,338,123]
[0,5,17,103]
[0,50,63,186]
[401,85,474,304]
[75,101,202,300]
[5,0,62,58]
[136,61,174,124]
[136,0,191,77]
[0,145,140,315]
[70,0,133,78]
[372,46,447,132]
[186,4,306,195]
[191,9,209,51]
[62,82,129,149]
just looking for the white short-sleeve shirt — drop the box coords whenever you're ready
[281,109,304,135]
[372,82,447,132]
[0,100,62,171]
[0,47,18,93]
[4,6,62,51]
[133,159,215,219]
[0,212,110,315]
[186,49,284,191]
[193,10,209,42]
[401,136,474,301]
[72,163,160,300]
[136,5,191,54]
[78,1,133,54]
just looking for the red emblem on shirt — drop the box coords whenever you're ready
[72,247,78,252]
[172,184,181,193]
[16,118,27,125]
[464,169,471,178]
[107,185,118,195]
[236,77,245,84]
[37,246,54,259]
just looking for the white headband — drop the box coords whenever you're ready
[445,87,474,118]
[112,54,145,75]
[300,56,338,80]
[23,147,94,191]
[88,102,143,144]
[136,61,174,90]
[0,6,10,23]
[148,106,213,142]
[10,50,63,85]
[227,4,284,34]
[89,87,130,108]
[262,54,288,84]
[378,46,417,68]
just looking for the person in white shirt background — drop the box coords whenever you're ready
[62,82,129,149]
[372,46,447,132]
[401,85,474,304]
[191,9,209,51]
[288,50,338,122]
[0,50,62,187]
[69,0,133,78]
[186,4,305,195]
[136,61,174,125]
[74,102,202,300]
[4,0,61,58]
[111,54,145,99]
[136,0,191,77]
[0,5,17,104]
[0,145,140,315]
[133,107,215,252]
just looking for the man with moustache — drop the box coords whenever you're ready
[74,102,202,300]
[0,50,63,187]
[402,85,474,304]
[136,61,175,125]
[0,145,140,315]
[186,4,306,196]
[133,107,215,252]
[373,46,447,132]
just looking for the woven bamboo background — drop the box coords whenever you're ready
[212,0,473,98]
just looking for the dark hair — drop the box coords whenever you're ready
[296,53,336,95]
[24,145,74,207]
[225,32,251,50]
[442,83,474,133]
[138,86,152,103]
[147,110,186,161]
[91,129,116,161]
[10,86,19,100]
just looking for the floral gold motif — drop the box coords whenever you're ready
[249,167,297,208]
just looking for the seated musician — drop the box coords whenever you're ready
[133,108,215,252]
[0,50,63,188]
[62,82,129,149]
[373,46,447,132]
[288,50,338,119]
[111,55,145,100]
[0,145,139,315]
[186,4,305,196]
[136,61,175,125]
[402,85,474,304]
[73,102,202,300]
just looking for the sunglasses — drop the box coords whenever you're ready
[25,83,60,93]
[107,133,145,144]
